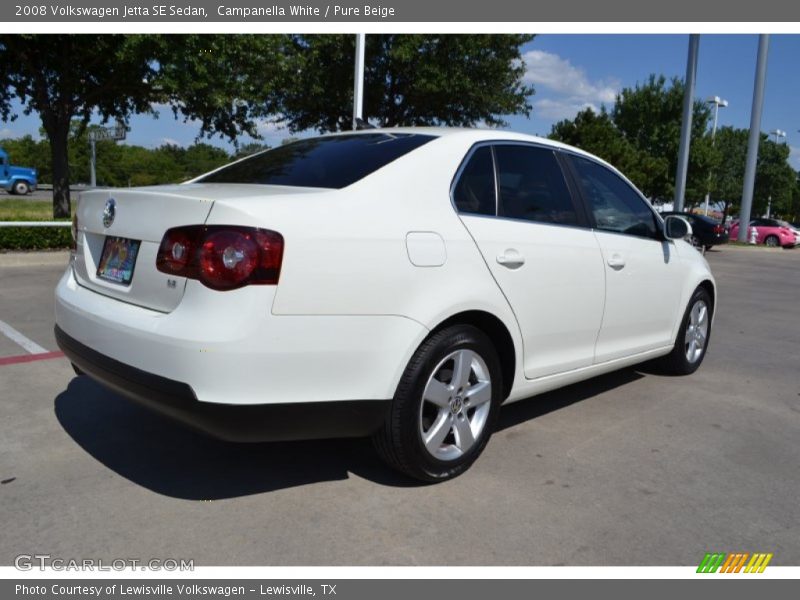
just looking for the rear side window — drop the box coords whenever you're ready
[199,133,435,189]
[453,146,496,216]
[494,145,577,225]
[570,156,658,239]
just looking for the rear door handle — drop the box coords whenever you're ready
[607,253,626,269]
[497,250,525,269]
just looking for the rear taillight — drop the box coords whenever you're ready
[156,225,284,290]
[713,225,724,234]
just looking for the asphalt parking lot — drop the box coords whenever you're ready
[0,246,798,566]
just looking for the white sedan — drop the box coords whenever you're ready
[55,128,715,482]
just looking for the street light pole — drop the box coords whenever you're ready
[769,129,786,143]
[704,96,728,216]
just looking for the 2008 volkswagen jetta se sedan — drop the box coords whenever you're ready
[55,128,715,482]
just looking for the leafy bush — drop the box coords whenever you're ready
[0,223,71,250]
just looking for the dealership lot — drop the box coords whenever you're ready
[0,247,798,566]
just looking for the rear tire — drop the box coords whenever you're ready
[658,287,712,375]
[71,363,84,376]
[373,325,503,482]
[764,235,779,247]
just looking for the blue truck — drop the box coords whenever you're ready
[0,148,38,195]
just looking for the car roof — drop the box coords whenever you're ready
[317,126,608,166]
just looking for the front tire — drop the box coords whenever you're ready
[658,287,712,375]
[12,181,30,195]
[373,325,503,482]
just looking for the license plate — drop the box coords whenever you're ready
[96,236,141,286]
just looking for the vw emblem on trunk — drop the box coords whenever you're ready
[102,198,116,228]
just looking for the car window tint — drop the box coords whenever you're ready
[493,145,577,225]
[200,133,435,189]
[571,156,658,239]
[453,146,496,216]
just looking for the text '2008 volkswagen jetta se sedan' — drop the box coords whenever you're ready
[55,128,715,482]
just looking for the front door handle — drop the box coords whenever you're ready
[497,249,525,269]
[607,253,626,269]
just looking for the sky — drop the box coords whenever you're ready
[2,34,799,170]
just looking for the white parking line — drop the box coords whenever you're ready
[0,319,48,354]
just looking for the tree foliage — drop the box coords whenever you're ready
[0,34,285,217]
[550,75,715,204]
[709,126,796,220]
[278,34,535,132]
[1,129,233,188]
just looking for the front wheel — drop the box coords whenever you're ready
[373,325,503,482]
[12,181,30,195]
[658,287,712,375]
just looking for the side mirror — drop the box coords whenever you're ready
[664,215,693,240]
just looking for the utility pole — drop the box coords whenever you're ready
[738,35,770,242]
[352,34,365,130]
[674,34,700,212]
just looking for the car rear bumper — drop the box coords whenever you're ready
[56,324,391,442]
[55,265,427,433]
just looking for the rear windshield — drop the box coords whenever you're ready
[199,133,436,189]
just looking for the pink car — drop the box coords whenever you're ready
[728,218,798,248]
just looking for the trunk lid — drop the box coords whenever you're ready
[74,184,311,312]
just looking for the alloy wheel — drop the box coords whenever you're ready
[684,300,709,363]
[418,349,492,461]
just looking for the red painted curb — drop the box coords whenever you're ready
[0,351,65,367]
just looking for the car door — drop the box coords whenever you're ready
[454,143,605,379]
[564,154,687,363]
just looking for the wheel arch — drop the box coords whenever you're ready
[697,279,716,317]
[428,310,516,400]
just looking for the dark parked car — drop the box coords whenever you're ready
[660,212,729,252]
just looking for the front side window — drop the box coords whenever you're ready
[571,156,658,239]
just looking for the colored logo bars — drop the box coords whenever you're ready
[697,552,773,573]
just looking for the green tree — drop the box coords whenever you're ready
[709,126,748,220]
[550,75,716,205]
[791,172,800,223]
[612,75,714,203]
[0,34,286,217]
[549,107,661,193]
[278,34,535,132]
[710,127,796,221]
